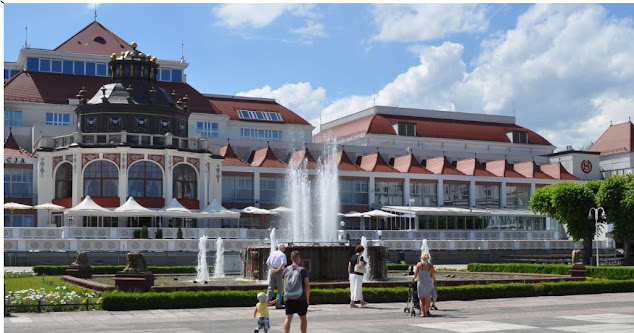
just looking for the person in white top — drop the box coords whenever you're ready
[266,243,287,306]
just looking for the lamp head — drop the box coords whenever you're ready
[340,221,345,227]
[601,212,607,220]
[587,212,592,220]
[377,230,383,236]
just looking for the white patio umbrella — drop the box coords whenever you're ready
[200,199,240,218]
[4,202,32,227]
[361,209,398,230]
[240,206,275,228]
[114,197,154,217]
[33,203,65,226]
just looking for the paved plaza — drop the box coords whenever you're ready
[5,292,634,332]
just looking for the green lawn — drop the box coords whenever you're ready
[4,274,96,295]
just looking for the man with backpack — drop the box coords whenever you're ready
[282,250,310,333]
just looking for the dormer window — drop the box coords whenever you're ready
[394,123,416,136]
[508,131,528,144]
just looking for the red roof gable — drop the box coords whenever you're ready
[248,147,286,168]
[4,131,33,159]
[4,72,217,114]
[513,161,553,179]
[54,21,132,55]
[540,163,579,180]
[390,154,431,174]
[337,150,364,171]
[356,152,397,173]
[485,160,525,178]
[455,158,495,177]
[289,148,318,169]
[424,156,464,175]
[207,95,310,126]
[588,121,634,156]
[323,114,552,145]
[220,145,250,167]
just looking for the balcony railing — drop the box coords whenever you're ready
[35,131,219,155]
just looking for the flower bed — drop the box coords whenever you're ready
[5,286,101,312]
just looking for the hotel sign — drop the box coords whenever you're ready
[5,157,26,164]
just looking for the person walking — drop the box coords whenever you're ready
[266,243,287,307]
[348,244,367,307]
[282,251,310,333]
[413,252,435,317]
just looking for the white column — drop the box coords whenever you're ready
[403,177,411,205]
[500,180,507,208]
[368,176,375,207]
[199,158,208,209]
[437,179,444,207]
[253,170,261,207]
[72,153,81,206]
[165,154,174,203]
[118,153,127,205]
[530,182,536,196]
[469,180,476,208]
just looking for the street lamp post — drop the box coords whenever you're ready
[409,198,415,230]
[339,221,345,242]
[588,207,606,267]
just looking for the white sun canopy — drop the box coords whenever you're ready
[361,209,399,218]
[382,206,545,217]
[200,200,240,218]
[113,197,154,217]
[240,206,275,215]
[66,196,111,216]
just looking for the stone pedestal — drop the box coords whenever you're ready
[570,264,587,279]
[64,265,93,279]
[113,272,155,292]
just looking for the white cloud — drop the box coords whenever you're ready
[213,4,317,29]
[324,4,634,150]
[371,4,489,42]
[237,82,327,124]
[290,20,327,43]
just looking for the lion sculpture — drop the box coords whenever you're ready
[572,249,582,265]
[71,251,90,267]
[122,251,149,273]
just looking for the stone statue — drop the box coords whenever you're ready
[122,251,148,274]
[71,251,90,267]
[572,249,582,265]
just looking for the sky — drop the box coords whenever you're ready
[4,3,634,151]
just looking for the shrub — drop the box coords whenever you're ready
[101,280,634,311]
[177,227,183,239]
[155,228,163,239]
[33,265,208,276]
[467,263,634,280]
[387,263,410,270]
[141,225,149,239]
[133,229,141,239]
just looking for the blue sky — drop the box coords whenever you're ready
[4,3,634,151]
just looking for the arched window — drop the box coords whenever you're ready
[128,161,163,198]
[55,163,72,199]
[83,160,118,197]
[173,164,197,200]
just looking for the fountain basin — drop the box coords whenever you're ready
[242,244,388,281]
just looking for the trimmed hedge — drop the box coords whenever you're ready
[33,265,211,276]
[467,263,634,280]
[101,279,634,311]
[387,263,410,270]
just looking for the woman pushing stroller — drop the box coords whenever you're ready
[413,252,436,317]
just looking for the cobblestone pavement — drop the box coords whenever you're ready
[5,292,634,332]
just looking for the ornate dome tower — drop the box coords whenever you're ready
[75,42,190,138]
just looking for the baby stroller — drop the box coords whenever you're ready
[404,279,420,316]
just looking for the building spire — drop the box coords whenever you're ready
[180,41,185,63]
[24,25,29,49]
[94,4,97,22]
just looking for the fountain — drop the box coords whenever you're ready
[213,237,225,278]
[421,239,432,263]
[243,137,388,281]
[361,236,372,282]
[194,236,210,283]
[269,228,277,253]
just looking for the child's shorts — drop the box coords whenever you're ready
[257,317,270,330]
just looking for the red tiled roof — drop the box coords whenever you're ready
[54,21,132,55]
[207,95,310,125]
[220,145,249,167]
[455,158,495,177]
[485,160,525,178]
[356,152,397,173]
[322,114,552,145]
[248,147,286,168]
[540,163,579,180]
[423,156,464,175]
[588,121,634,156]
[337,150,364,171]
[390,154,431,174]
[4,131,33,159]
[289,148,318,169]
[513,161,553,179]
[4,72,217,114]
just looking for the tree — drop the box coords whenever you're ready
[177,226,183,239]
[529,181,599,265]
[140,225,149,239]
[597,175,634,265]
